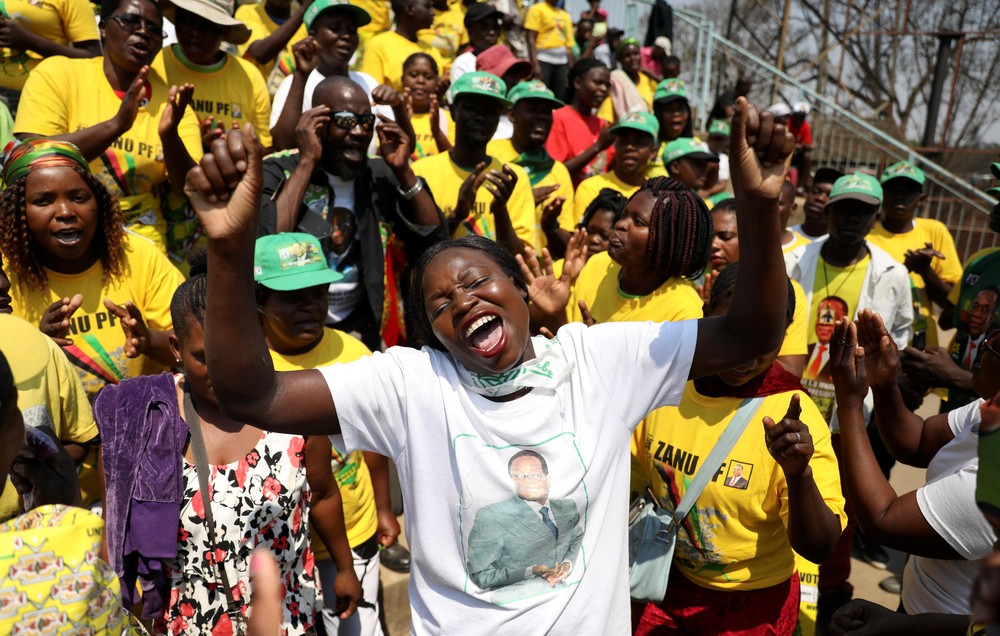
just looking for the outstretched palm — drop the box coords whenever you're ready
[184,125,264,241]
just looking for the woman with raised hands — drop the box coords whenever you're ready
[182,97,793,635]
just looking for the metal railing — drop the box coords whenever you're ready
[629,3,998,261]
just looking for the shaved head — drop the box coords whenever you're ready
[313,76,371,114]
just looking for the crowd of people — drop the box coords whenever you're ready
[0,0,998,635]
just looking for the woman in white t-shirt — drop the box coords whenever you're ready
[830,310,999,616]
[182,100,795,634]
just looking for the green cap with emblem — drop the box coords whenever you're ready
[661,137,718,165]
[653,78,688,104]
[880,161,925,187]
[304,0,371,29]
[610,111,659,140]
[507,79,563,107]
[708,119,731,137]
[254,233,343,291]
[827,173,883,207]
[448,71,511,107]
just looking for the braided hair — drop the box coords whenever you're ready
[170,249,208,344]
[0,169,126,291]
[408,235,528,352]
[642,176,712,279]
[708,262,796,328]
[579,188,627,229]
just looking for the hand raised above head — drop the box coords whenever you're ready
[829,317,869,405]
[183,124,263,242]
[729,96,795,203]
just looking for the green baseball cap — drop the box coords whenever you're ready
[507,80,563,107]
[304,0,371,30]
[662,137,718,165]
[707,192,734,207]
[989,162,1000,198]
[653,78,688,104]
[827,173,883,207]
[880,160,925,187]
[448,71,511,107]
[254,233,343,291]
[610,112,659,140]
[708,119,731,137]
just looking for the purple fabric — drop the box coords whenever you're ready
[94,372,188,618]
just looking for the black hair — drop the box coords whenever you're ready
[507,449,548,474]
[663,55,681,71]
[0,350,14,412]
[579,188,627,229]
[640,177,713,279]
[707,262,796,328]
[407,236,528,352]
[404,51,439,75]
[169,248,208,344]
[711,198,737,216]
[653,98,693,144]
[565,58,608,104]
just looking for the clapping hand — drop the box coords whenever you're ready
[903,242,945,276]
[829,317,869,406]
[104,299,151,359]
[855,309,901,391]
[40,294,83,346]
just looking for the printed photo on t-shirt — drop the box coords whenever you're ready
[803,295,848,422]
[723,461,752,490]
[457,434,589,606]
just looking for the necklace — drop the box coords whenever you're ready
[820,251,865,299]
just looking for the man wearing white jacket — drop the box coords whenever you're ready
[786,171,912,625]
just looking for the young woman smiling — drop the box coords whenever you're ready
[184,97,794,635]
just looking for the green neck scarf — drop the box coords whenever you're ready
[514,148,556,186]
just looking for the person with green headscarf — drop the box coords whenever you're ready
[608,38,656,118]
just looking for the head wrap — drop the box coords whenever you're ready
[1,139,90,187]
[616,37,641,59]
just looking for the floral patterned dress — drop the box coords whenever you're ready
[157,432,320,635]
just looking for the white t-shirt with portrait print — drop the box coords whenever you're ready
[902,398,998,615]
[319,319,697,635]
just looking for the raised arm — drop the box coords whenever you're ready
[688,97,793,379]
[829,318,961,559]
[857,309,956,467]
[184,126,339,436]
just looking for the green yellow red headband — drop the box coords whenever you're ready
[1,139,90,186]
[616,37,641,58]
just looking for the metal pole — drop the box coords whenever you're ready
[817,0,831,95]
[921,33,957,149]
[701,20,714,128]
[770,0,793,105]
[692,16,704,110]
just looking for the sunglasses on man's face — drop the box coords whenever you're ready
[330,111,376,131]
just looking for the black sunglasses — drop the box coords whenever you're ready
[108,14,166,38]
[331,111,376,131]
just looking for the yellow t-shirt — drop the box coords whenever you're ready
[486,137,576,246]
[632,385,845,590]
[866,217,963,348]
[782,230,812,254]
[523,2,573,52]
[357,30,444,92]
[353,0,391,42]
[569,251,703,324]
[151,45,273,149]
[597,95,615,123]
[803,254,870,422]
[0,315,97,520]
[635,73,657,109]
[418,6,468,71]
[269,328,377,551]
[7,233,185,398]
[13,56,204,253]
[0,0,99,90]
[412,151,537,249]
[778,278,808,357]
[573,171,640,225]
[234,1,309,95]
[0,505,140,633]
[410,109,454,160]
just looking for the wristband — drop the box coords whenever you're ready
[398,179,423,201]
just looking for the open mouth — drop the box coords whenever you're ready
[52,229,84,247]
[463,313,506,357]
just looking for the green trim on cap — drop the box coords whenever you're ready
[448,71,511,107]
[827,173,883,207]
[610,111,659,139]
[661,137,717,165]
[708,119,731,137]
[507,80,563,107]
[254,233,343,291]
[304,0,371,30]
[653,78,687,104]
[880,161,925,186]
